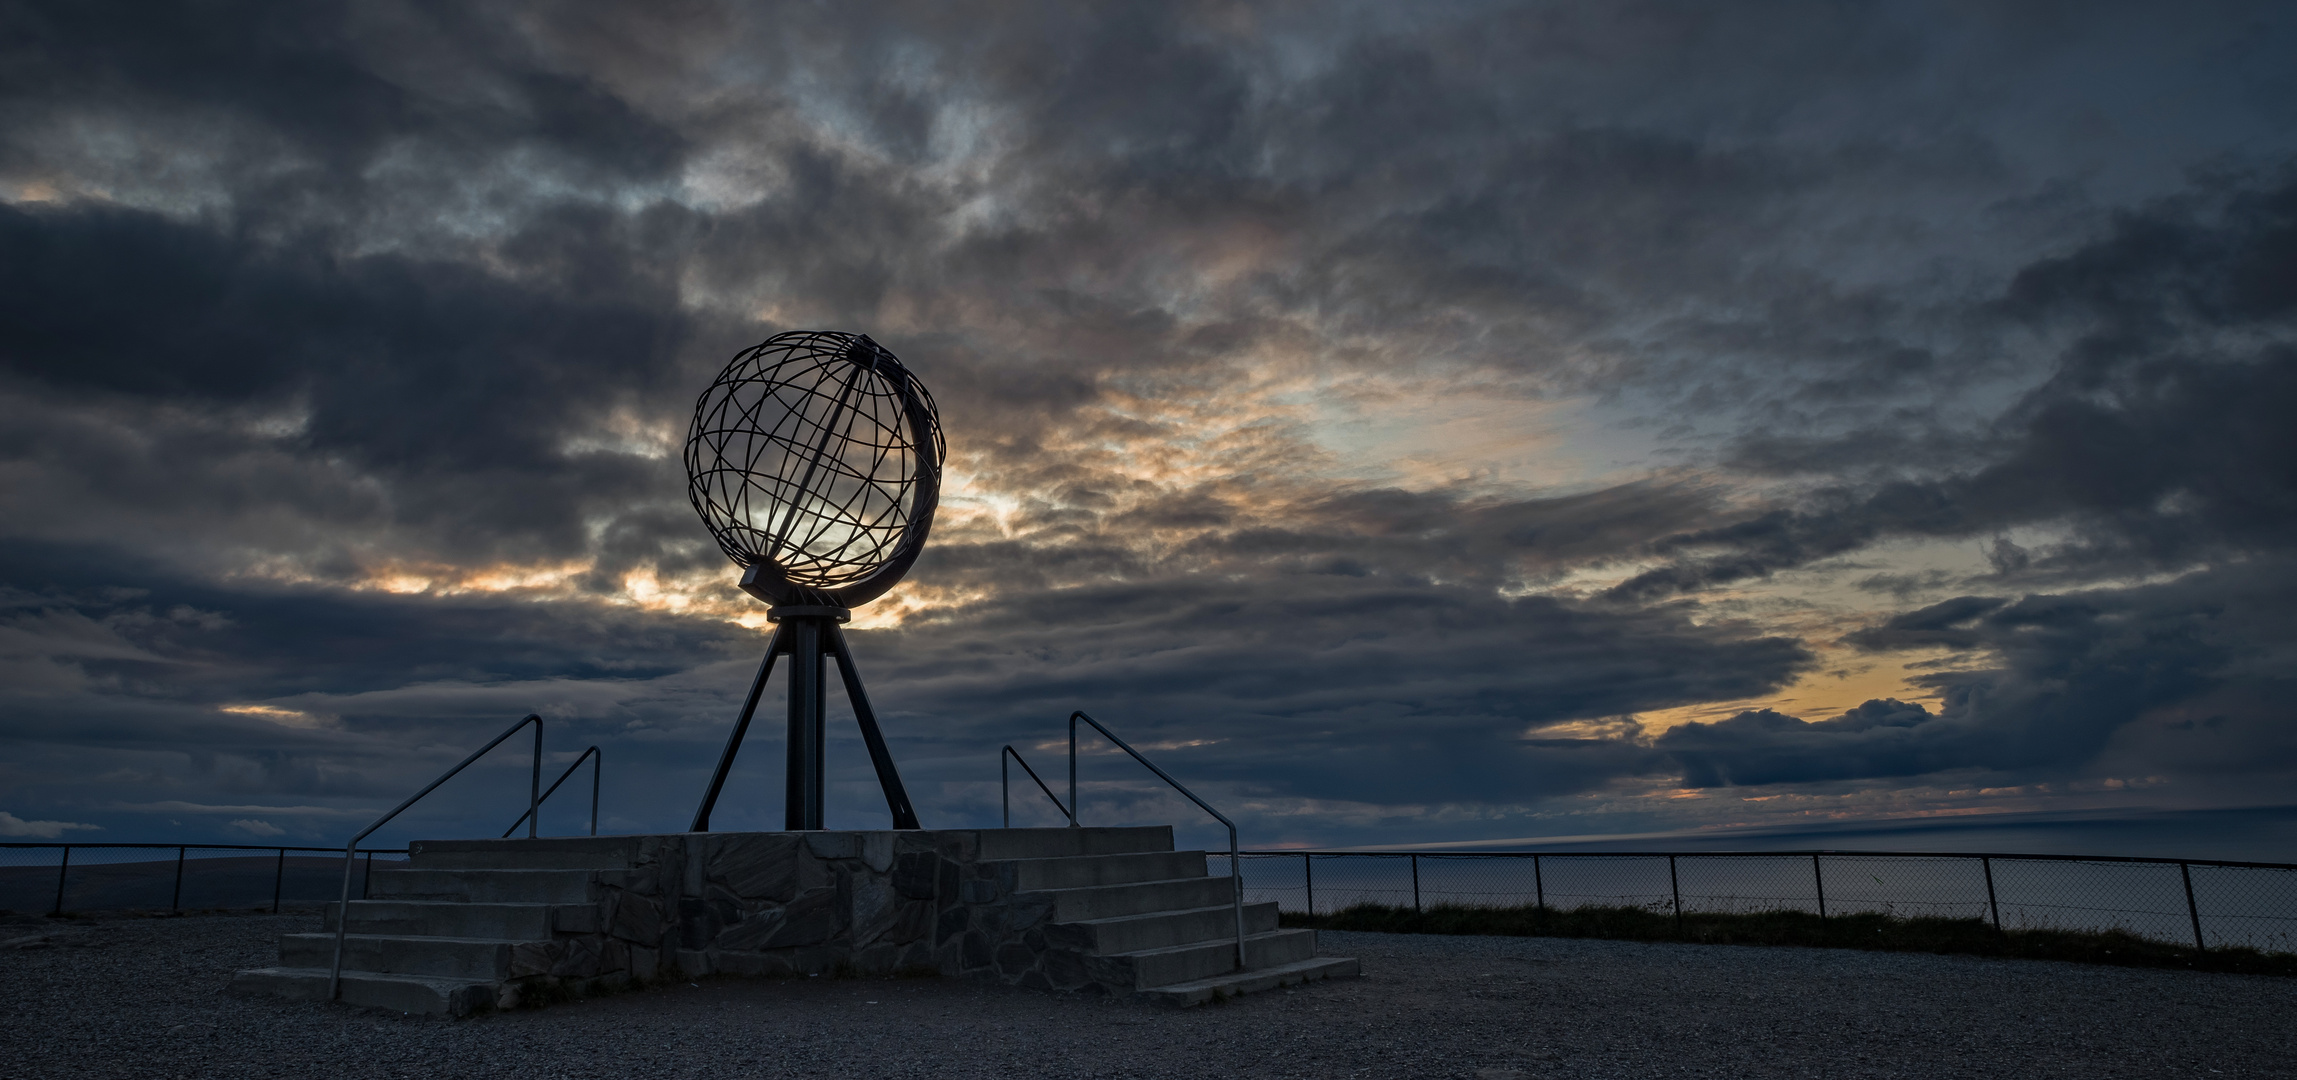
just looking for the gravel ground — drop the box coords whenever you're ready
[4,911,2294,1079]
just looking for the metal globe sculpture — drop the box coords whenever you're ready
[683,331,936,832]
[685,330,944,609]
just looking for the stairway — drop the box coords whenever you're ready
[229,844,636,1015]
[230,828,1355,1014]
[964,831,1359,1005]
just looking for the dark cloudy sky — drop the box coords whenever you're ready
[4,1,2294,858]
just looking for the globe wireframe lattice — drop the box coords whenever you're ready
[685,331,943,604]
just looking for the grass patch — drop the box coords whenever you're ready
[1284,902,2297,976]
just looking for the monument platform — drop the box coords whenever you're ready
[231,827,1357,1014]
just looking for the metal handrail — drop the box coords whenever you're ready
[1065,710,1247,972]
[501,745,602,837]
[329,713,542,1001]
[1000,745,1069,827]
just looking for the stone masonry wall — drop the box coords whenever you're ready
[410,829,1150,995]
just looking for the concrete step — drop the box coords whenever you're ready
[410,836,641,870]
[1052,902,1280,955]
[1136,955,1362,1006]
[368,868,601,903]
[1027,875,1237,922]
[974,826,1172,861]
[228,966,503,1017]
[1109,927,1320,990]
[323,900,597,938]
[280,933,537,980]
[1005,850,1208,891]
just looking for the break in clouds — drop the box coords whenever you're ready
[1,1,2293,851]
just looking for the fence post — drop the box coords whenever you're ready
[171,846,186,913]
[51,845,70,916]
[1411,854,1421,914]
[272,848,286,914]
[2180,862,2205,952]
[1304,853,1315,917]
[1981,856,2000,930]
[1812,853,1827,919]
[1533,854,1545,916]
[1668,854,1682,933]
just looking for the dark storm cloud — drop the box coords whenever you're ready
[1660,560,2297,787]
[863,570,1809,805]
[0,199,722,577]
[1614,171,2297,601]
[0,0,689,186]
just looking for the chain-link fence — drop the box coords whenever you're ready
[0,843,412,915]
[1213,850,2297,953]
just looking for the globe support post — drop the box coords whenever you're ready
[689,608,920,832]
[785,615,826,829]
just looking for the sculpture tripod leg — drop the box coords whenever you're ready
[689,616,920,832]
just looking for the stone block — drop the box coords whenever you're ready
[959,878,1001,904]
[861,832,894,873]
[890,899,933,945]
[935,905,969,946]
[611,894,664,943]
[935,858,960,906]
[677,949,711,977]
[993,942,1035,978]
[804,832,859,860]
[714,906,787,952]
[551,938,603,979]
[630,947,660,982]
[708,834,802,901]
[1041,920,1091,951]
[1042,949,1092,991]
[797,849,834,894]
[764,887,840,948]
[1005,892,1056,928]
[892,852,938,899]
[677,898,716,949]
[960,930,991,971]
[849,875,899,946]
[510,940,558,978]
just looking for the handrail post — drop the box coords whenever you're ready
[1982,855,2000,930]
[528,718,541,839]
[51,845,69,916]
[2181,861,2205,952]
[1668,854,1681,933]
[504,747,604,839]
[1065,712,1245,971]
[172,846,186,913]
[332,713,542,1002]
[1000,746,1070,826]
[272,848,286,914]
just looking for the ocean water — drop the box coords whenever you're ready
[1210,851,2297,954]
